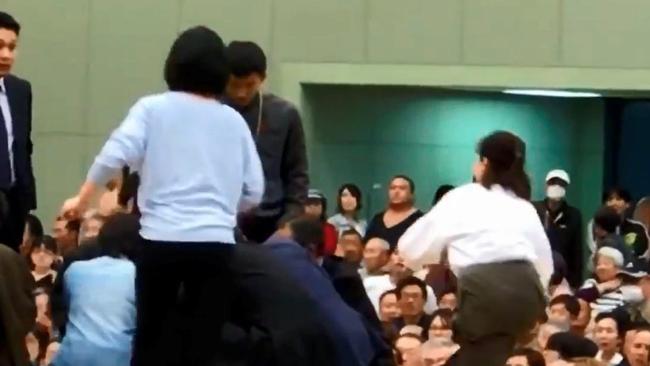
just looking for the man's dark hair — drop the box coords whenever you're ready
[97,213,140,261]
[595,308,630,338]
[550,294,581,318]
[431,308,454,329]
[432,184,454,206]
[336,183,363,214]
[288,216,324,254]
[391,175,415,193]
[603,187,633,204]
[594,206,622,234]
[437,288,456,302]
[0,12,20,35]
[164,26,229,96]
[225,41,267,77]
[476,131,530,200]
[25,214,44,240]
[340,229,362,242]
[379,289,398,305]
[510,348,545,366]
[395,276,427,301]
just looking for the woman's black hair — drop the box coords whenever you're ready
[336,183,363,215]
[25,213,44,242]
[602,187,633,204]
[431,184,454,206]
[29,235,58,255]
[476,131,531,200]
[97,213,141,261]
[164,26,229,96]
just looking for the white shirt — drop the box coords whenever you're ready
[398,183,553,290]
[595,351,623,365]
[0,78,15,183]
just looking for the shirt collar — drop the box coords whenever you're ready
[0,78,5,94]
[596,351,624,365]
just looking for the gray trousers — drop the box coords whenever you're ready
[446,261,546,366]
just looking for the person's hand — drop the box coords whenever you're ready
[598,278,622,293]
[36,312,52,330]
[60,195,87,220]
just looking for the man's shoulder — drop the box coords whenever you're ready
[4,74,31,90]
[264,93,299,115]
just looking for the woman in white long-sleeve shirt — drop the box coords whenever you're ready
[398,131,554,366]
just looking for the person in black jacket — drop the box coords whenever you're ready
[533,169,584,288]
[225,41,308,243]
[603,187,649,260]
[0,12,37,252]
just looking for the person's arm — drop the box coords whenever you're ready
[25,81,36,210]
[238,127,265,213]
[280,107,308,214]
[63,100,148,217]
[398,195,456,271]
[528,216,555,292]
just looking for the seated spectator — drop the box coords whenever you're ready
[21,213,43,258]
[29,236,58,292]
[428,308,453,341]
[545,332,599,364]
[0,243,36,366]
[53,213,139,366]
[421,337,458,366]
[590,207,634,266]
[328,183,367,236]
[593,309,629,365]
[51,217,80,258]
[304,189,338,256]
[624,325,650,366]
[379,289,401,323]
[78,211,106,243]
[430,184,454,208]
[393,276,434,341]
[394,333,423,365]
[506,347,546,366]
[338,229,364,267]
[360,237,391,279]
[264,215,377,366]
[577,247,643,316]
[572,299,593,337]
[549,295,581,326]
[437,289,457,311]
[603,188,649,260]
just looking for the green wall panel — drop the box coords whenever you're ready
[304,85,604,222]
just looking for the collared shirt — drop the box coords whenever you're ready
[398,183,554,290]
[0,78,15,183]
[87,92,265,243]
[595,351,624,366]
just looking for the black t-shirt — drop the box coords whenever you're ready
[364,210,424,250]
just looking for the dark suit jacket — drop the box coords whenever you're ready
[3,74,36,209]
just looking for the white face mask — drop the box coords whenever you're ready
[546,185,566,200]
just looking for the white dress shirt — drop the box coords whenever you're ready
[0,78,15,183]
[595,351,623,366]
[398,183,553,290]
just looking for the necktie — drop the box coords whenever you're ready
[0,87,13,189]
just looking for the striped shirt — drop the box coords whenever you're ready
[579,278,643,315]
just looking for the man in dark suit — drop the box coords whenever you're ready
[0,12,36,251]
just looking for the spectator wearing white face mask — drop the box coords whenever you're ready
[533,169,584,288]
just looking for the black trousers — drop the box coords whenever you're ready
[446,261,545,366]
[238,213,282,244]
[0,187,27,251]
[131,240,337,366]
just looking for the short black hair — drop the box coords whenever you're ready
[549,294,581,318]
[437,288,457,303]
[25,214,44,240]
[395,276,427,301]
[164,26,229,96]
[391,175,415,193]
[379,289,398,304]
[509,348,545,366]
[594,206,622,234]
[340,229,362,241]
[30,235,58,255]
[97,213,140,261]
[336,183,363,214]
[603,187,633,204]
[432,184,454,206]
[0,12,20,35]
[431,308,454,329]
[225,41,267,77]
[288,216,324,254]
[477,131,530,200]
[595,308,630,337]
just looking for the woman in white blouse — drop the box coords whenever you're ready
[398,131,554,366]
[328,183,367,236]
